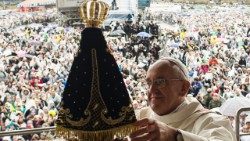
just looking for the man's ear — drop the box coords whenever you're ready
[180,80,190,97]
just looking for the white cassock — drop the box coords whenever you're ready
[137,97,236,141]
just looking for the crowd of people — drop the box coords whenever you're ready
[0,2,250,140]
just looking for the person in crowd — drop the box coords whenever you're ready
[190,77,202,97]
[208,93,222,109]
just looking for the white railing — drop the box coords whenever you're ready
[0,126,55,137]
[236,107,250,141]
[0,108,250,140]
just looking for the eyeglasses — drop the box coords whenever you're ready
[146,78,182,89]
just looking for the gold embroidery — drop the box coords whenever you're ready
[101,106,134,125]
[66,110,91,126]
[57,104,91,127]
[56,108,70,125]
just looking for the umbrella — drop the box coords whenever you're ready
[137,32,151,38]
[2,49,12,56]
[169,42,180,48]
[218,37,229,44]
[72,22,84,26]
[108,29,126,37]
[29,40,42,46]
[219,97,250,117]
[0,71,6,79]
[16,50,26,57]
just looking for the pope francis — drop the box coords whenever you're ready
[129,57,236,141]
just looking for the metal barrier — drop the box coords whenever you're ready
[236,108,250,141]
[0,110,250,140]
[0,126,55,137]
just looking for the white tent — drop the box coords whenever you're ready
[17,0,56,7]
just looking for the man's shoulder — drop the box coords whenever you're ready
[195,108,227,123]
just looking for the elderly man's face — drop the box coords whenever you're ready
[146,61,189,115]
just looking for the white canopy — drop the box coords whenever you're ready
[17,0,56,7]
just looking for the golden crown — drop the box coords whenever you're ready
[80,0,110,27]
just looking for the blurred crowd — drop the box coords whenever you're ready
[0,3,250,140]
